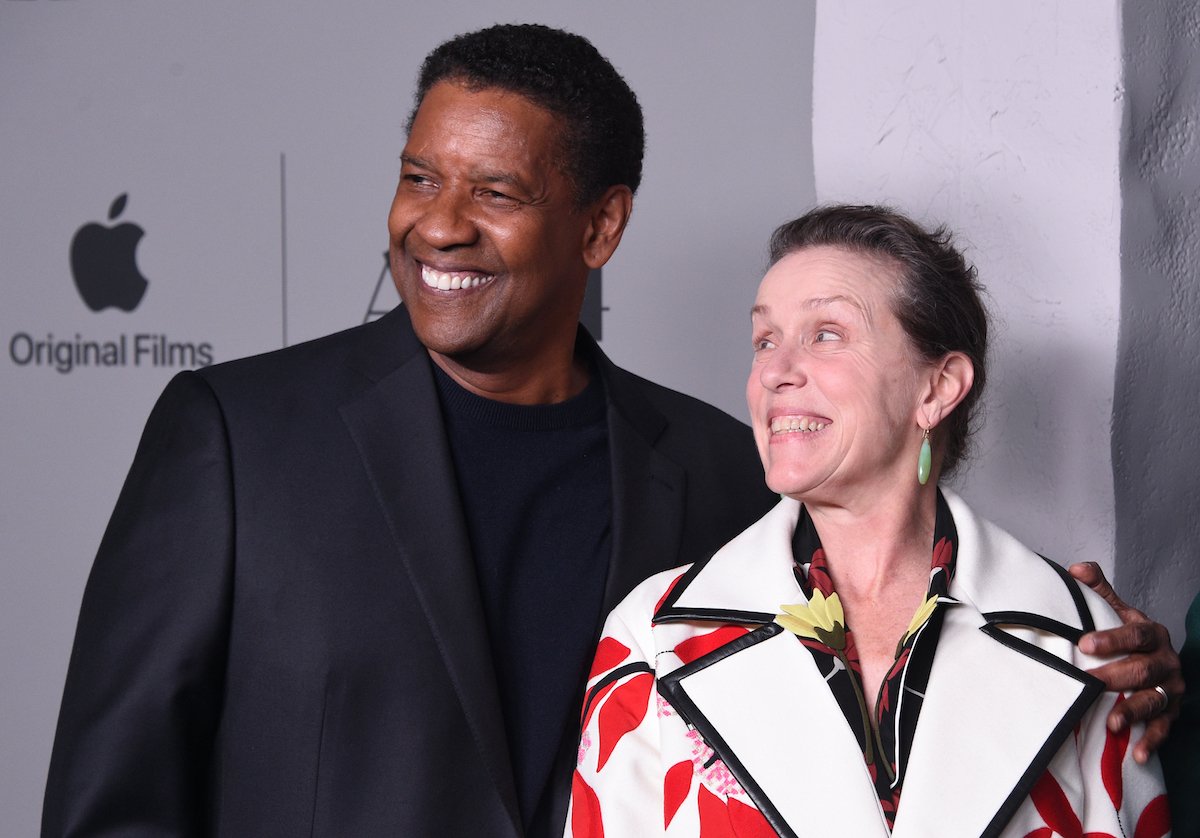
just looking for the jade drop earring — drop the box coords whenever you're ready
[917,427,932,486]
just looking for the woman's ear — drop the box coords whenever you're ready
[582,185,634,270]
[920,351,974,428]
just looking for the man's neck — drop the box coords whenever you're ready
[428,349,590,405]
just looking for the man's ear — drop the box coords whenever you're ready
[582,185,634,270]
[920,351,975,428]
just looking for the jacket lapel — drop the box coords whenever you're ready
[892,604,1100,838]
[591,340,687,619]
[603,405,686,616]
[892,491,1105,837]
[662,625,891,838]
[337,309,521,835]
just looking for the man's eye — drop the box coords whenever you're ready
[482,189,519,203]
[403,173,434,187]
[754,338,775,351]
[815,330,841,343]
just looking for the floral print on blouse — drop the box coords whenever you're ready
[776,490,958,829]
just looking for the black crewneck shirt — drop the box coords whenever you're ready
[432,362,612,836]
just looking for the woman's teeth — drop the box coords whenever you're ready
[770,416,828,434]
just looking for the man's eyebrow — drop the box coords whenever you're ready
[472,170,524,189]
[400,155,525,190]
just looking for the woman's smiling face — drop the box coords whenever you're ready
[747,245,933,506]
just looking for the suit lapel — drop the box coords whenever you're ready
[591,342,687,619]
[338,310,520,835]
[603,403,685,617]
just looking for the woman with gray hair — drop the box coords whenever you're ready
[567,205,1169,837]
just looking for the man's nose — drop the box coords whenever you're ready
[414,187,479,249]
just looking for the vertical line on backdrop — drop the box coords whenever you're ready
[280,153,289,347]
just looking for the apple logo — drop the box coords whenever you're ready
[69,193,150,312]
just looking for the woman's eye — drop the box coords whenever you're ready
[814,330,841,343]
[754,338,775,351]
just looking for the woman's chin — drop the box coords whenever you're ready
[764,470,821,499]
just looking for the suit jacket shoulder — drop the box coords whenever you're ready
[194,305,424,408]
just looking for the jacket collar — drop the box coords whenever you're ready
[654,495,801,624]
[656,490,1095,629]
[657,490,1104,838]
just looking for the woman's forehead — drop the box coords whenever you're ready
[755,246,901,311]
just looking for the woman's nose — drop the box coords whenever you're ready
[759,346,806,391]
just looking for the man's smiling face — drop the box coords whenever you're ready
[388,80,592,381]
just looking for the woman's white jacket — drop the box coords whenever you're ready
[566,491,1169,838]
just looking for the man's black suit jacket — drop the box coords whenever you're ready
[43,306,776,836]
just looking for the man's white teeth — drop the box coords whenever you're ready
[421,265,495,291]
[770,416,828,434]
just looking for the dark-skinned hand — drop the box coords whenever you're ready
[1069,561,1184,764]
